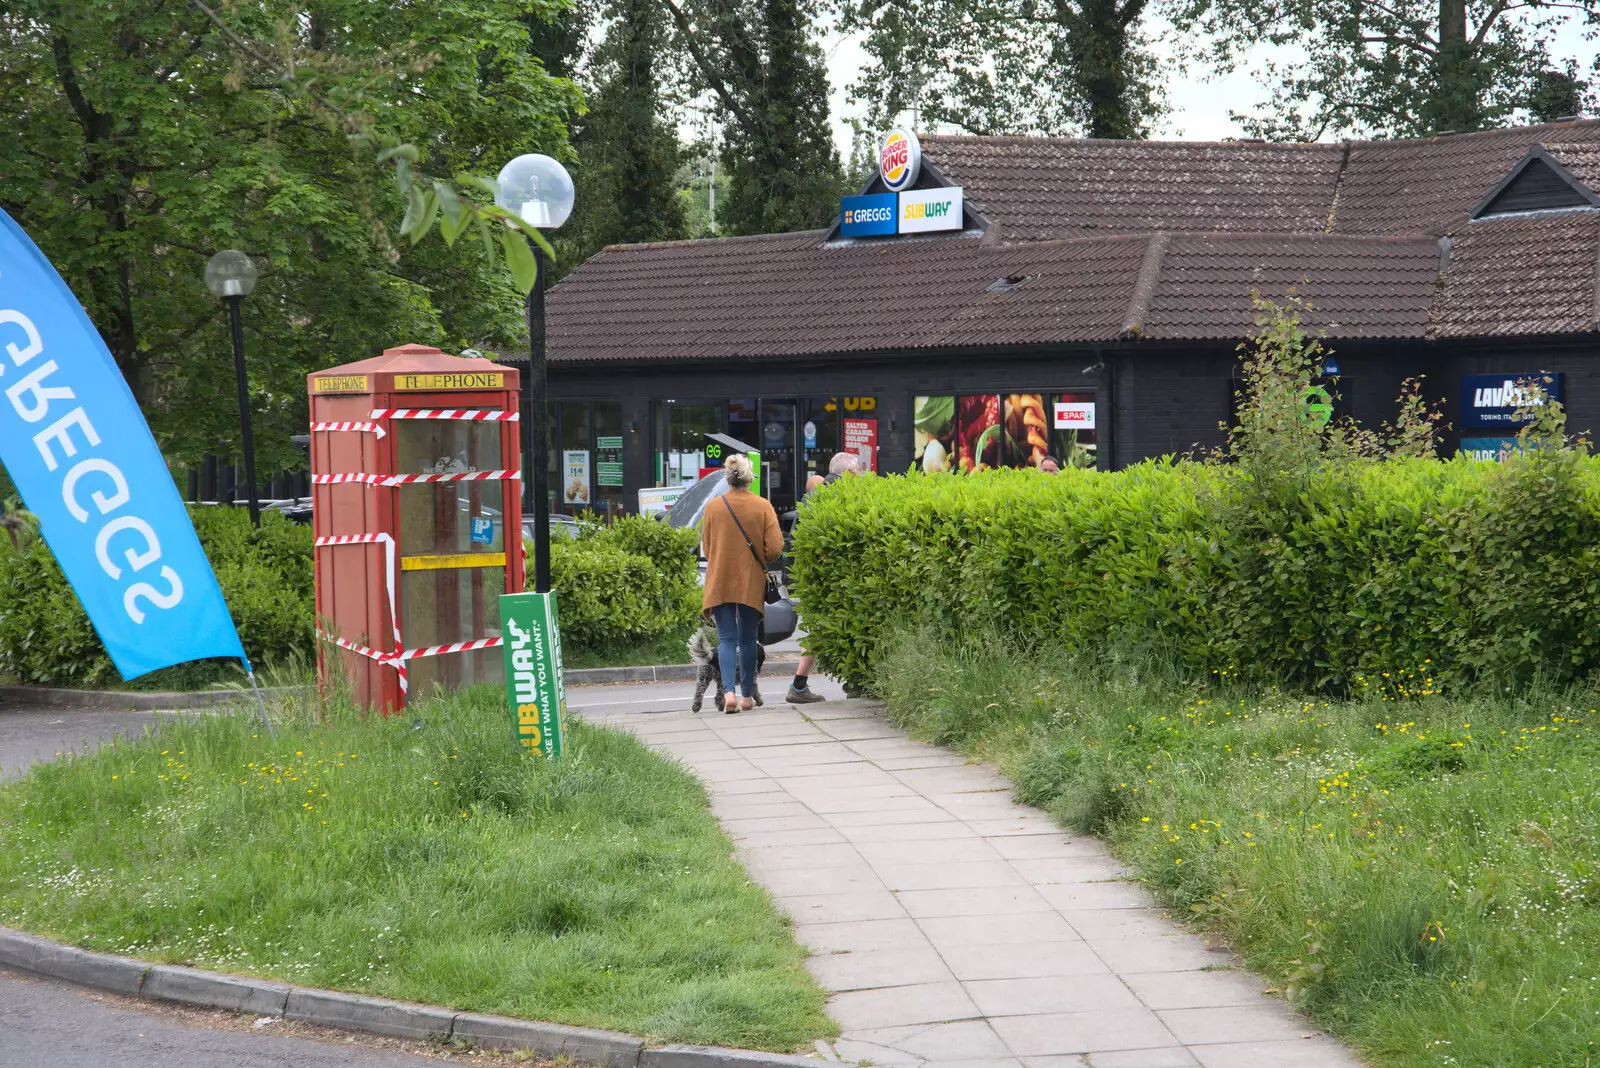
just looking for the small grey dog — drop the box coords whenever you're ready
[688,626,765,712]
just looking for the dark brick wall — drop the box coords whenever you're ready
[544,336,1600,509]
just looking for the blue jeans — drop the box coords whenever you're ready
[710,603,761,698]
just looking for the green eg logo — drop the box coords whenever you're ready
[706,443,723,459]
[1303,385,1333,427]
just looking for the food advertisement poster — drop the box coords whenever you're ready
[563,450,591,506]
[915,393,1097,472]
[843,417,878,471]
[1004,395,1051,468]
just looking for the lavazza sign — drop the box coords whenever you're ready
[839,128,965,239]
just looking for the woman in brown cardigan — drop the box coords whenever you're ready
[701,454,785,713]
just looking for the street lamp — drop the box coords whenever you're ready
[205,250,260,527]
[495,154,574,594]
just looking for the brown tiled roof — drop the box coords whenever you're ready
[922,136,1345,242]
[1330,121,1600,235]
[1545,142,1600,193]
[546,231,1151,362]
[1138,235,1442,340]
[546,230,1446,361]
[545,119,1600,362]
[1433,213,1600,337]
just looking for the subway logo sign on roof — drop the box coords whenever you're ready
[898,187,964,234]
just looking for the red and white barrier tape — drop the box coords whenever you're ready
[311,470,520,487]
[315,531,404,691]
[309,420,386,438]
[317,632,411,695]
[392,637,503,661]
[370,408,518,423]
[381,470,519,485]
[310,472,385,486]
[314,533,504,695]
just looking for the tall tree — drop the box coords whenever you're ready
[663,0,844,234]
[0,0,580,470]
[562,0,688,263]
[1173,0,1600,139]
[840,0,1164,139]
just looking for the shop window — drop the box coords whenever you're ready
[559,401,591,513]
[654,401,723,487]
[1048,393,1097,468]
[593,402,625,518]
[761,399,797,512]
[728,398,759,452]
[915,393,1098,471]
[802,398,839,483]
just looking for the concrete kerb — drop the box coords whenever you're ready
[453,1013,644,1065]
[0,684,309,712]
[0,925,822,1067]
[0,667,801,701]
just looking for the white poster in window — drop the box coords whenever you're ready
[563,450,591,505]
[1053,402,1096,430]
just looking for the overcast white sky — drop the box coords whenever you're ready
[815,18,1598,153]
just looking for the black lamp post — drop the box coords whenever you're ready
[495,154,574,594]
[205,250,260,527]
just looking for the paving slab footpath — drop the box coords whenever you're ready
[584,697,1369,1068]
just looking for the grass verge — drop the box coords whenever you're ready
[877,632,1600,1068]
[0,685,831,1052]
[565,628,696,671]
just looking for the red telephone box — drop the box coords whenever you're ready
[308,344,523,713]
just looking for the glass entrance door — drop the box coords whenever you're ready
[759,399,797,514]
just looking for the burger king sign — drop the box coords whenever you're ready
[879,128,922,192]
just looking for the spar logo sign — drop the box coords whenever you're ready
[879,128,922,192]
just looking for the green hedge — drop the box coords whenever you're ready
[789,451,1600,693]
[543,516,701,651]
[0,508,315,688]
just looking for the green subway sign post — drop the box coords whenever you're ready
[501,591,567,757]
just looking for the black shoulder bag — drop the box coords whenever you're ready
[721,497,782,604]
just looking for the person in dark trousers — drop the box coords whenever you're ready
[700,454,785,713]
[787,451,861,704]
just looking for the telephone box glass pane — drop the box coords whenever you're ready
[395,420,501,474]
[394,420,507,555]
[408,648,504,700]
[402,567,505,646]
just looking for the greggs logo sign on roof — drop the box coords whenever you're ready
[879,128,922,192]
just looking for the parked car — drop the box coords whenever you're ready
[519,514,582,542]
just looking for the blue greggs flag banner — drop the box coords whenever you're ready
[0,209,248,678]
